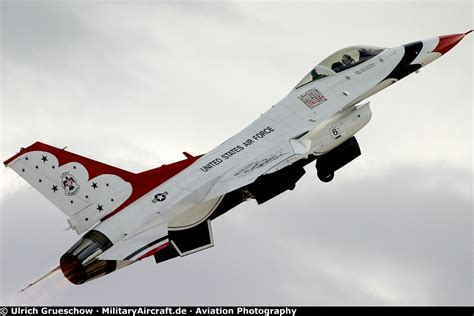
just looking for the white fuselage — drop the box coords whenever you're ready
[95,38,443,251]
[6,32,469,287]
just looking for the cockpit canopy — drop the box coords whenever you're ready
[295,45,386,89]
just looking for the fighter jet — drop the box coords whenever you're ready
[4,31,471,288]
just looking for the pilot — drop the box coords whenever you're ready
[341,54,355,66]
[331,61,344,72]
[332,54,357,72]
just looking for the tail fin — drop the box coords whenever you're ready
[4,142,135,234]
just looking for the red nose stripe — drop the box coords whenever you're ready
[433,33,465,55]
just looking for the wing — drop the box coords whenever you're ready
[100,149,309,263]
[202,137,311,202]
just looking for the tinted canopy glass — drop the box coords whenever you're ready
[320,45,385,73]
[295,46,385,89]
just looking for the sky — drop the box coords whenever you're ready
[0,0,472,306]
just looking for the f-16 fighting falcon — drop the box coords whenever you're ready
[4,31,471,289]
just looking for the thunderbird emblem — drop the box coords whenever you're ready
[60,172,80,196]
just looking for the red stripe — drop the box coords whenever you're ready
[137,242,170,260]
[3,142,134,180]
[4,141,203,220]
[433,33,465,55]
[101,155,202,220]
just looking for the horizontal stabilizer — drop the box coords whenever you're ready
[98,223,168,261]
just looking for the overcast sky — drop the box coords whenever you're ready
[0,0,472,306]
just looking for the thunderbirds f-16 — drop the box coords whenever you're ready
[4,31,471,289]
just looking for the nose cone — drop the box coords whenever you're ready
[433,30,472,54]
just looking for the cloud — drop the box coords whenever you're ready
[0,163,471,305]
[1,1,472,306]
[1,2,89,66]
